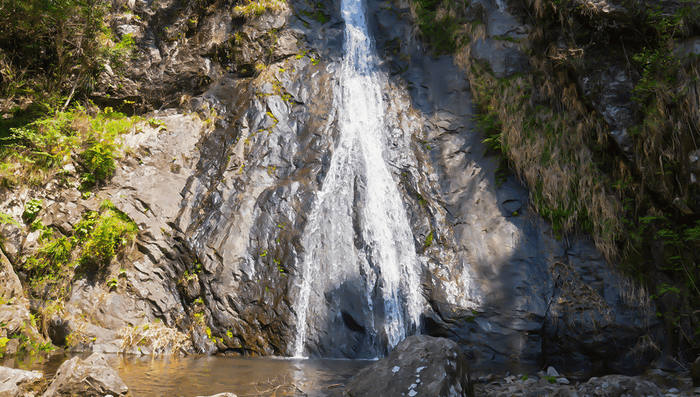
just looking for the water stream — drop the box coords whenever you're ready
[3,354,371,397]
[293,0,423,357]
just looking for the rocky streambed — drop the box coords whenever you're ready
[2,335,700,397]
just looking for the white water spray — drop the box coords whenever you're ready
[293,0,423,357]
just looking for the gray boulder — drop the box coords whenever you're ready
[41,353,130,397]
[577,375,664,397]
[0,366,45,397]
[342,335,473,397]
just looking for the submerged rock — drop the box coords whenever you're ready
[341,335,473,397]
[196,394,237,397]
[41,353,131,397]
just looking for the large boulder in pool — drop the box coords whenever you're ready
[41,353,130,397]
[342,335,473,397]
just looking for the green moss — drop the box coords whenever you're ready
[424,230,434,247]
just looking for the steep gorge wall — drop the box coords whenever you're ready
[0,0,671,375]
[445,0,700,364]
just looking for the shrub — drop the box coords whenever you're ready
[78,203,137,266]
[0,107,136,186]
[22,199,42,224]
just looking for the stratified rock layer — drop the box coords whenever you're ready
[0,366,45,397]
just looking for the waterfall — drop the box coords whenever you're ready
[292,0,423,358]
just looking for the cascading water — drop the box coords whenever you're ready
[292,0,423,358]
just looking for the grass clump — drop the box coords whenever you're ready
[458,52,622,257]
[233,0,287,18]
[118,320,190,355]
[410,0,469,55]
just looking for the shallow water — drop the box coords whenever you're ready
[4,354,371,397]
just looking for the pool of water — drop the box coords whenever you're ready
[3,354,372,397]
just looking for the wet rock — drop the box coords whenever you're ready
[477,372,686,397]
[41,353,131,397]
[0,366,45,397]
[191,325,218,356]
[643,368,682,390]
[468,38,530,78]
[578,375,664,397]
[341,335,473,397]
[675,37,700,59]
[691,356,700,387]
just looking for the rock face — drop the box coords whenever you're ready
[341,335,472,397]
[0,0,663,378]
[0,250,43,351]
[163,0,658,373]
[41,353,131,397]
[0,366,45,397]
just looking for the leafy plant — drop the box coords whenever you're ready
[22,199,42,224]
[0,0,133,112]
[78,202,137,266]
[106,278,118,291]
[1,107,136,187]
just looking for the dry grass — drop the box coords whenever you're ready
[547,261,614,326]
[118,321,191,355]
[455,27,624,260]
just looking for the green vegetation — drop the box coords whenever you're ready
[76,200,138,266]
[301,2,329,25]
[424,230,434,248]
[0,106,139,188]
[0,211,20,227]
[22,199,42,224]
[20,199,137,301]
[233,0,287,18]
[0,0,135,119]
[437,0,700,351]
[411,0,468,55]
